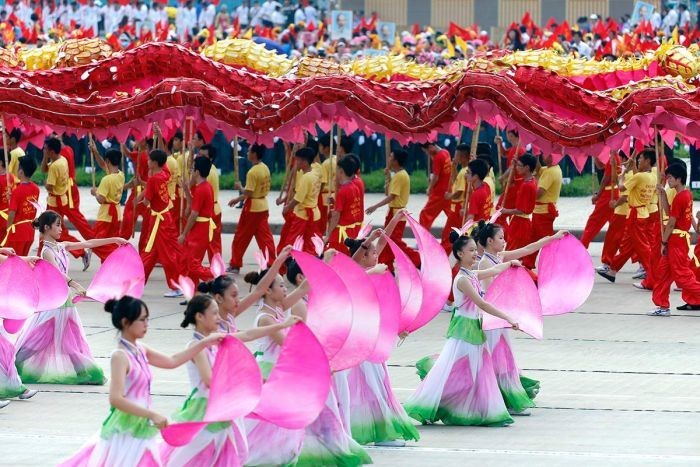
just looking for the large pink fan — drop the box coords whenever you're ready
[161,335,263,446]
[209,253,226,278]
[73,245,145,303]
[384,236,423,334]
[251,322,330,429]
[328,254,381,371]
[291,251,352,363]
[483,266,543,339]
[404,215,451,333]
[367,272,401,363]
[0,256,39,320]
[3,318,25,334]
[33,260,69,311]
[538,234,594,316]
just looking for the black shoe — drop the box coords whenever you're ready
[676,303,700,311]
[179,300,187,306]
[596,270,615,283]
[236,201,244,209]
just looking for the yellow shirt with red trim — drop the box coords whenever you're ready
[7,147,25,181]
[96,171,125,222]
[293,169,321,221]
[206,163,221,216]
[451,167,467,206]
[245,162,271,213]
[46,157,70,207]
[165,155,180,200]
[534,165,563,214]
[625,171,656,219]
[389,169,409,209]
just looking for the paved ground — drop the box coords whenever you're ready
[2,195,700,466]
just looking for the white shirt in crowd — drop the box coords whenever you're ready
[199,3,216,29]
[82,5,101,33]
[304,4,318,24]
[680,9,691,29]
[235,5,250,26]
[663,9,678,35]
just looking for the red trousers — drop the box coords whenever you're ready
[51,200,94,258]
[0,215,6,248]
[419,194,451,230]
[120,190,149,250]
[140,211,185,287]
[5,240,32,256]
[171,194,182,233]
[92,219,120,262]
[581,190,614,247]
[641,212,662,289]
[378,208,421,270]
[441,204,463,255]
[277,211,321,256]
[206,211,222,262]
[185,228,214,285]
[601,214,626,266]
[528,208,558,268]
[507,215,534,268]
[327,224,361,256]
[610,209,653,284]
[231,206,276,268]
[652,234,700,308]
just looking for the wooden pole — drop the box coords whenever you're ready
[460,120,482,225]
[496,127,503,178]
[233,136,240,184]
[609,150,617,201]
[499,142,519,209]
[384,135,391,191]
[655,127,665,242]
[326,125,336,231]
[1,116,9,195]
[591,154,596,195]
[131,143,140,239]
[89,133,96,189]
[278,142,292,204]
[449,125,463,189]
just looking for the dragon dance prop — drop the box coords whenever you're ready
[0,38,699,168]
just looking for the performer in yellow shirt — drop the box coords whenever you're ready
[228,143,276,272]
[198,144,222,260]
[6,128,25,183]
[90,148,125,262]
[440,143,469,254]
[366,149,421,268]
[278,147,321,255]
[599,149,657,285]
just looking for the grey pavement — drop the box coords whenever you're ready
[1,234,700,466]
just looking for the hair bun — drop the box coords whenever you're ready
[244,271,261,285]
[104,298,117,314]
[31,219,40,229]
[449,230,460,244]
[197,280,212,294]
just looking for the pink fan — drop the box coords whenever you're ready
[404,215,451,333]
[251,322,330,429]
[367,272,401,363]
[0,256,39,320]
[162,335,263,446]
[292,236,304,252]
[170,276,195,301]
[488,208,503,224]
[3,318,25,334]
[384,236,423,334]
[73,245,145,303]
[209,253,226,278]
[311,235,325,256]
[291,251,352,363]
[32,260,69,311]
[538,234,594,316]
[29,200,45,215]
[451,219,474,237]
[357,220,373,239]
[328,254,381,371]
[253,249,270,271]
[483,266,543,339]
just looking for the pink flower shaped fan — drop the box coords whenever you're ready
[538,234,594,316]
[384,236,423,334]
[73,245,145,303]
[162,335,263,446]
[0,256,39,321]
[367,271,401,363]
[209,253,226,278]
[251,322,331,429]
[328,254,381,371]
[33,260,70,311]
[3,318,25,334]
[170,276,195,301]
[290,251,352,364]
[404,214,451,333]
[483,266,543,339]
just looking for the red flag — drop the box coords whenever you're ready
[594,20,607,37]
[105,33,121,51]
[412,22,420,36]
[545,17,557,30]
[607,17,619,33]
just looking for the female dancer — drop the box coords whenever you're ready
[404,232,520,426]
[242,264,310,466]
[197,246,294,333]
[341,209,420,447]
[285,257,373,466]
[15,210,126,384]
[60,296,223,467]
[477,222,567,413]
[0,249,39,406]
[161,294,301,467]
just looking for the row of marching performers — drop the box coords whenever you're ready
[579,147,700,316]
[3,215,569,466]
[0,126,564,295]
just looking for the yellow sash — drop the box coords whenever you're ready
[1,219,32,246]
[0,209,7,220]
[337,221,362,243]
[196,216,216,241]
[672,229,699,266]
[144,205,172,253]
